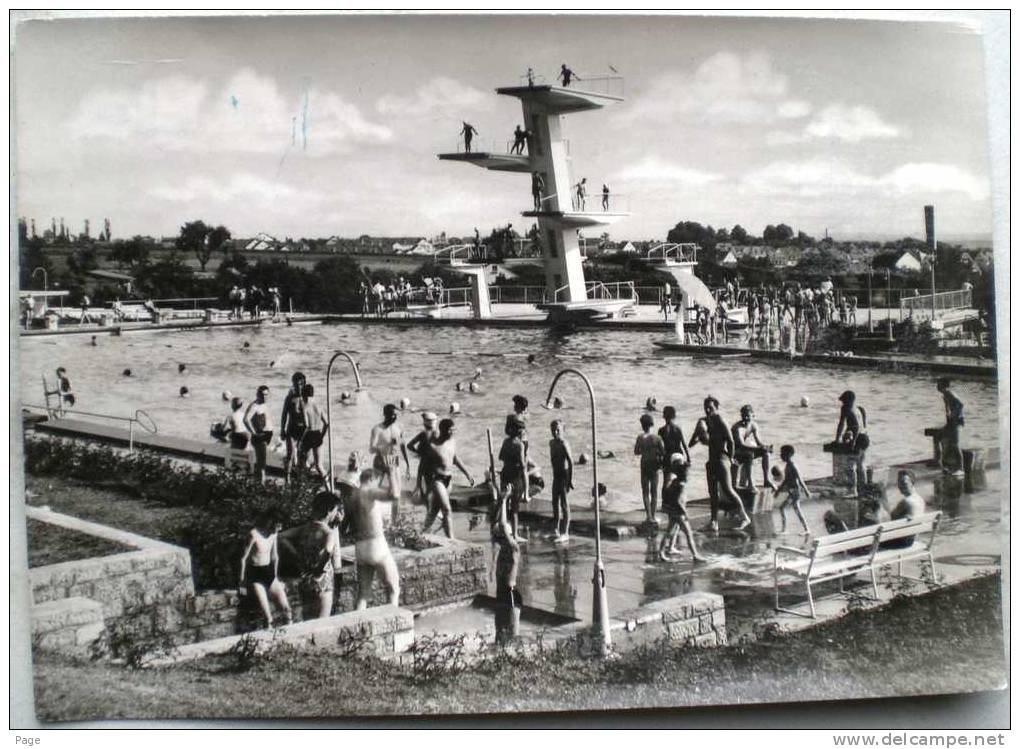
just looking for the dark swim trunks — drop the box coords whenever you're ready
[246,564,275,588]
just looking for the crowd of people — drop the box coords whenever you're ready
[227,285,283,321]
[224,368,965,631]
[360,276,444,316]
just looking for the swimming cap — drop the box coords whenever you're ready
[422,412,438,422]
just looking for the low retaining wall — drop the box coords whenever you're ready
[178,535,488,642]
[552,592,727,654]
[27,506,195,647]
[158,605,415,666]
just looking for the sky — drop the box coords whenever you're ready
[13,12,996,242]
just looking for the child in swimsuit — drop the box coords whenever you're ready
[548,420,573,542]
[658,454,704,562]
[634,413,665,524]
[239,510,292,628]
[775,444,811,534]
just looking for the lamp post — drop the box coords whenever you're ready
[867,269,873,333]
[32,267,48,292]
[324,350,363,491]
[886,269,894,342]
[543,368,611,656]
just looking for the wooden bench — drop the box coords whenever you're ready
[774,511,942,618]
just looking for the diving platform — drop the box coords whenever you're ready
[496,83,624,113]
[522,210,629,229]
[436,151,531,173]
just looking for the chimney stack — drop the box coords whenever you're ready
[923,205,935,253]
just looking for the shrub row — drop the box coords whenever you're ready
[23,436,431,589]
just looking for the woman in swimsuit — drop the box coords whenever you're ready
[239,510,292,628]
[422,418,475,539]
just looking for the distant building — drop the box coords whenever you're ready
[893,250,924,272]
[618,241,637,254]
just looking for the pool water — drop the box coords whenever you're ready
[19,321,1001,511]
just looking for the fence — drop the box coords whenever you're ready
[488,285,547,305]
[554,280,637,303]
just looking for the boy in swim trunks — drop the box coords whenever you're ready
[342,469,400,609]
[276,491,344,619]
[422,418,475,539]
[658,453,704,562]
[499,415,529,538]
[239,509,292,628]
[936,378,965,476]
[281,372,307,481]
[634,413,665,524]
[370,403,411,522]
[731,404,779,491]
[775,444,811,534]
[408,412,440,503]
[548,420,574,542]
[297,383,327,478]
[243,385,274,482]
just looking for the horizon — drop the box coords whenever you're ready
[14,13,995,241]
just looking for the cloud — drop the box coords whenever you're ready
[777,100,812,119]
[803,104,901,142]
[375,76,491,117]
[616,157,721,185]
[879,163,990,202]
[739,159,988,201]
[149,173,327,205]
[615,52,808,126]
[64,69,392,156]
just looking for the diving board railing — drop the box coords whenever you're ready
[553,280,638,304]
[432,244,483,265]
[900,289,973,320]
[557,74,625,98]
[643,242,699,264]
[23,404,157,451]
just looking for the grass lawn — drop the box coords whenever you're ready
[25,475,199,543]
[26,519,133,568]
[32,573,1006,722]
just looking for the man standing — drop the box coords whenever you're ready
[936,378,965,476]
[601,184,610,211]
[460,121,478,152]
[689,396,752,532]
[370,404,411,522]
[531,171,545,211]
[244,385,274,482]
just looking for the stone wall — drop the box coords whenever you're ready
[27,506,195,646]
[178,536,488,642]
[554,592,728,654]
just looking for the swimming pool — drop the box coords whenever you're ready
[18,321,1001,509]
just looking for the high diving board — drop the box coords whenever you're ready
[437,151,531,173]
[496,84,623,113]
[521,210,629,229]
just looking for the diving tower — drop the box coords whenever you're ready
[438,76,633,321]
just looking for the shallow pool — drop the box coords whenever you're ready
[18,321,1000,509]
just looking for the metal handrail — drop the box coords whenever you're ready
[643,242,699,264]
[901,289,972,315]
[557,74,625,98]
[569,191,628,213]
[553,280,637,303]
[22,403,157,451]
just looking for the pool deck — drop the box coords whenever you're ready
[19,313,335,338]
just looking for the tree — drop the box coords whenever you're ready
[176,220,212,270]
[730,224,750,244]
[796,230,815,246]
[666,221,718,249]
[207,225,232,258]
[109,236,150,270]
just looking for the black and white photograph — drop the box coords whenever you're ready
[10,10,1009,728]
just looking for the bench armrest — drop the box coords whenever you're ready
[774,545,810,561]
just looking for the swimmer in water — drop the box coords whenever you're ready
[244,385,274,483]
[422,419,475,539]
[123,368,132,377]
[90,335,97,347]
[341,470,400,610]
[369,404,411,523]
[178,363,187,374]
[179,386,189,398]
